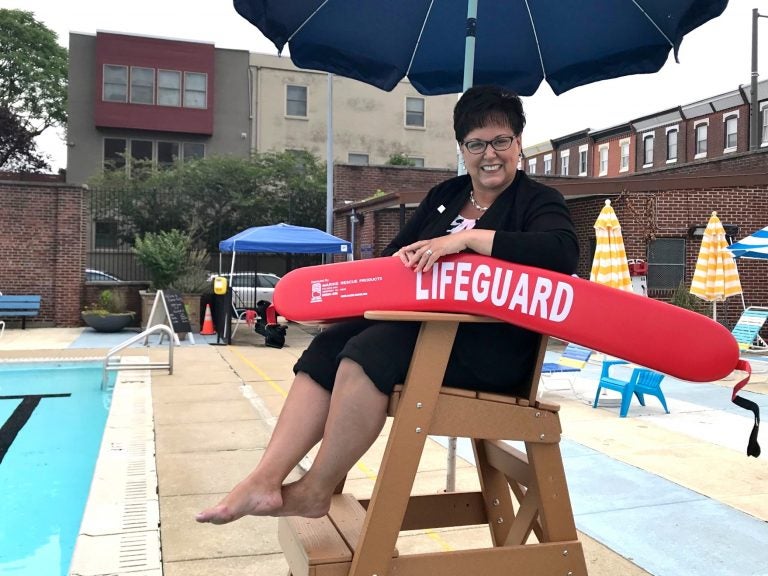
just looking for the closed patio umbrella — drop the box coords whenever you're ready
[590,200,632,292]
[690,211,743,320]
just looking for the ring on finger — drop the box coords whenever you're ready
[425,249,433,256]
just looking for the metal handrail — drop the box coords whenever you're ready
[101,324,175,389]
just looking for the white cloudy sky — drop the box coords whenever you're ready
[3,0,763,171]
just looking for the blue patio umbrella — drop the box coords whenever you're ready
[233,0,729,96]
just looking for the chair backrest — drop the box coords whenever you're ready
[731,306,768,350]
[557,343,592,369]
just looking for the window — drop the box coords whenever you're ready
[184,72,207,108]
[348,153,369,165]
[408,156,425,167]
[103,65,128,102]
[762,105,768,146]
[559,150,569,176]
[94,220,119,249]
[528,158,536,174]
[724,114,738,151]
[619,139,629,172]
[598,144,608,176]
[286,85,307,117]
[157,141,179,168]
[130,139,153,176]
[543,154,552,175]
[643,134,654,166]
[647,238,685,290]
[158,70,181,106]
[129,67,154,105]
[695,122,708,157]
[405,97,425,127]
[103,138,127,170]
[183,142,205,161]
[578,145,588,176]
[666,128,678,162]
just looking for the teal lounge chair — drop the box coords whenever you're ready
[731,306,768,353]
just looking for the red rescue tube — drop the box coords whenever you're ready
[273,254,739,383]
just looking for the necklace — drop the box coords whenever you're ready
[469,190,489,211]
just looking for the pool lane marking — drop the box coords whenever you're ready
[0,393,70,463]
[229,348,455,551]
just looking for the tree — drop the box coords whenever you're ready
[0,9,68,171]
[88,152,327,253]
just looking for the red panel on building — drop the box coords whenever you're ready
[94,32,214,135]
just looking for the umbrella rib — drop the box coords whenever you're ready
[285,0,332,44]
[405,0,436,78]
[521,0,547,81]
[631,0,674,48]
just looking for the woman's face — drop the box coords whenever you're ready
[460,123,522,195]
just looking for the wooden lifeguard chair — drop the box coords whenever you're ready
[279,311,587,576]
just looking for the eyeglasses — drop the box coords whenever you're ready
[462,135,516,155]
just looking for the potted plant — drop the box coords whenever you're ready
[133,229,210,332]
[81,289,135,332]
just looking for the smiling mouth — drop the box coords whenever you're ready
[481,165,501,172]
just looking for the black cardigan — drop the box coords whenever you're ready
[382,171,580,393]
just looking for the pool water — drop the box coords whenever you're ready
[0,361,115,576]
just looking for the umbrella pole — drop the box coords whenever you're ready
[445,0,480,495]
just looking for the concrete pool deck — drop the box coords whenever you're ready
[2,324,767,576]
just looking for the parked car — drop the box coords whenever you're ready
[85,268,123,282]
[207,272,281,308]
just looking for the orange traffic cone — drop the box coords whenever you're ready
[200,303,216,335]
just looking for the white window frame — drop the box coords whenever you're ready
[665,126,678,164]
[761,102,768,147]
[157,69,181,107]
[405,97,425,128]
[286,84,308,118]
[182,141,205,161]
[642,132,654,167]
[408,156,425,167]
[723,112,738,153]
[619,138,629,172]
[560,150,570,176]
[184,72,208,109]
[578,144,588,176]
[528,157,537,174]
[102,64,128,103]
[543,153,552,175]
[130,66,155,105]
[694,120,708,159]
[348,153,369,165]
[598,144,609,176]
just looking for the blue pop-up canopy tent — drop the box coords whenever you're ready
[219,223,351,254]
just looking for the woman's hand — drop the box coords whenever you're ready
[400,235,466,273]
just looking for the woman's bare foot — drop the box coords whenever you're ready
[277,479,332,518]
[195,476,283,524]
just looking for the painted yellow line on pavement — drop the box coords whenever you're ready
[231,348,288,398]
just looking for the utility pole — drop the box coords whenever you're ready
[750,8,767,150]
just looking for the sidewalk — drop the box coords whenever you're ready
[2,324,767,575]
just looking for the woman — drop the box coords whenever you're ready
[196,85,578,524]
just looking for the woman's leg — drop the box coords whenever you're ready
[195,371,331,524]
[279,358,389,517]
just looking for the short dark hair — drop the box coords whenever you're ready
[453,85,526,143]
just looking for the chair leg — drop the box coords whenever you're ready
[619,386,634,417]
[655,391,670,414]
[592,384,602,408]
[634,391,647,406]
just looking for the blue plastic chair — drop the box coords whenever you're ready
[593,360,669,417]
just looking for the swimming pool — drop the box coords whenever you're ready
[0,360,115,576]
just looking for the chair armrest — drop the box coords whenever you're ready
[601,359,630,378]
[364,310,500,323]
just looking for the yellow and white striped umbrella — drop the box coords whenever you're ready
[590,199,632,292]
[690,211,742,319]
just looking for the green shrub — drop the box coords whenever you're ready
[133,230,209,291]
[83,289,130,315]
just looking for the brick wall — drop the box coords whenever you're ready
[0,180,87,327]
[335,153,768,333]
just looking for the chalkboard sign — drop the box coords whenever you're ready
[164,289,192,334]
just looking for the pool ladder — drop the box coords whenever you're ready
[102,324,175,389]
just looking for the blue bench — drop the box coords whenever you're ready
[0,295,42,329]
